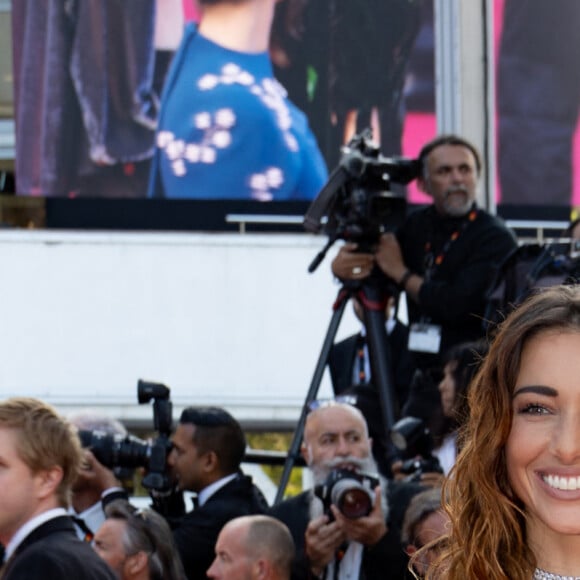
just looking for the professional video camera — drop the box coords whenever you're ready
[390,416,443,482]
[78,379,173,491]
[314,468,380,519]
[303,129,418,272]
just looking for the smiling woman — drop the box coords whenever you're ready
[423,285,580,580]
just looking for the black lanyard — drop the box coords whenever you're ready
[423,208,478,280]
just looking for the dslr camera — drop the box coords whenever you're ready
[78,379,173,491]
[314,468,379,519]
[397,456,443,481]
[390,416,443,482]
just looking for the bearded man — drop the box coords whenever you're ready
[269,402,419,579]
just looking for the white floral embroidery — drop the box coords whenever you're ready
[215,108,235,129]
[198,74,219,90]
[265,167,284,188]
[185,144,201,163]
[157,131,173,148]
[159,61,296,195]
[212,130,231,148]
[249,174,268,190]
[200,146,217,164]
[248,167,285,201]
[172,159,186,176]
[194,112,212,130]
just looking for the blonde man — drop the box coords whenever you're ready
[0,397,116,580]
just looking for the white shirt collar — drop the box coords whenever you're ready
[198,473,238,507]
[5,508,68,561]
[326,542,364,580]
[68,501,103,540]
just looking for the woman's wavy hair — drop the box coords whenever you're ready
[424,285,580,579]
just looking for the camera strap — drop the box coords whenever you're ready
[423,208,479,281]
[325,542,363,580]
[409,208,479,354]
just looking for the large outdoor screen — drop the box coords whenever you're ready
[10,0,436,228]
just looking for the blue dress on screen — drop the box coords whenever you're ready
[148,24,328,200]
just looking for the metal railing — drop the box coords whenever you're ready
[226,213,570,244]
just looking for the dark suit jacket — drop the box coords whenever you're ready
[328,322,413,412]
[328,323,414,477]
[2,516,117,580]
[269,481,423,580]
[165,474,268,580]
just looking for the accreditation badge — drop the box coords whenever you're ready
[408,323,442,354]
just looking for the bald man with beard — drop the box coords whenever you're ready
[269,402,419,579]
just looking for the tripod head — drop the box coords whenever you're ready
[304,129,412,273]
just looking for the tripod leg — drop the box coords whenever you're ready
[273,289,350,504]
[359,283,397,437]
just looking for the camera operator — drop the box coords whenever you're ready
[268,401,422,579]
[68,412,130,542]
[332,134,517,378]
[152,406,268,580]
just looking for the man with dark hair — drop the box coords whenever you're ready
[154,406,267,580]
[332,134,517,425]
[0,397,116,580]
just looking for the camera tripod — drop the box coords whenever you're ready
[273,274,398,504]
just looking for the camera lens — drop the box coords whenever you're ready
[331,479,374,519]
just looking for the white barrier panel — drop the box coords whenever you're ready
[0,230,360,427]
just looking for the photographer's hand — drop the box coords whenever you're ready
[390,459,407,482]
[305,514,347,575]
[83,450,121,491]
[331,243,375,280]
[376,233,423,301]
[330,486,388,547]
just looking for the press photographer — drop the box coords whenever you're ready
[157,406,268,580]
[269,401,421,580]
[294,130,418,487]
[79,386,268,580]
[330,135,517,466]
[332,133,516,372]
[69,411,132,542]
[77,379,174,492]
[390,415,443,484]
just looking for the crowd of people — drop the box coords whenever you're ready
[4,290,580,579]
[5,123,580,579]
[8,0,580,578]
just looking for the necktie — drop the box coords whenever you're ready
[71,516,94,543]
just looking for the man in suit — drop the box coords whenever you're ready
[154,406,268,579]
[0,397,116,579]
[328,296,412,404]
[269,401,418,579]
[207,515,295,580]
